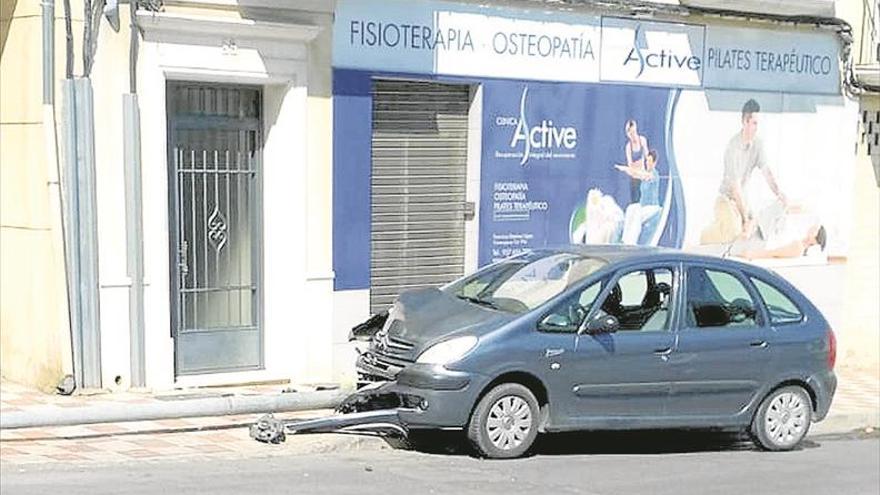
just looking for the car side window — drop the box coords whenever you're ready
[686,267,760,328]
[538,279,606,333]
[750,277,803,325]
[595,268,674,332]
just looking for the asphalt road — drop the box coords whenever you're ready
[2,431,878,495]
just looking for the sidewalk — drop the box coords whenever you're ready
[810,364,880,436]
[0,380,389,464]
[0,417,388,465]
[1,365,877,465]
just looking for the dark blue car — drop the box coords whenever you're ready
[354,246,837,459]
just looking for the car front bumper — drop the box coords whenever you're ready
[349,360,487,429]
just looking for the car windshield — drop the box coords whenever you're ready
[443,252,607,314]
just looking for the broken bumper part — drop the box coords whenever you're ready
[251,368,486,444]
[250,409,410,444]
[250,382,418,444]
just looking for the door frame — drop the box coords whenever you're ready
[134,11,324,389]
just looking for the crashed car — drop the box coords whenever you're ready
[260,246,837,459]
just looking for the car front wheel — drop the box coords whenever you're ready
[467,383,539,459]
[751,385,813,451]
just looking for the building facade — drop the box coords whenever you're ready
[329,0,879,383]
[2,0,338,391]
[1,0,877,392]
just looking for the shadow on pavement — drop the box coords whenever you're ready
[535,430,760,456]
[389,429,825,458]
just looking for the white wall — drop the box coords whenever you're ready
[90,6,138,391]
[464,84,483,274]
[332,289,370,386]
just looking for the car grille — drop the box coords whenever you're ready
[373,320,416,358]
[372,335,416,366]
[384,335,415,354]
[357,325,417,382]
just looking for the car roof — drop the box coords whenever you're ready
[536,244,749,268]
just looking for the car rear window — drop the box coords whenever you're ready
[686,267,760,328]
[750,277,804,325]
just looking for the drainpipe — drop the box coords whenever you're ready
[63,0,72,79]
[124,1,146,388]
[63,78,103,390]
[60,0,103,390]
[43,0,75,381]
[60,0,85,389]
[42,1,54,105]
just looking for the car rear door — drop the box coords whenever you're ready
[667,264,774,420]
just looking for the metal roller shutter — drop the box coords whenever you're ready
[370,80,470,314]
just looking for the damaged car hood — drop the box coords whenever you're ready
[384,288,516,353]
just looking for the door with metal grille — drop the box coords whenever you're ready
[167,82,263,375]
[370,80,470,314]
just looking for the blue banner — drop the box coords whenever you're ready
[479,81,683,265]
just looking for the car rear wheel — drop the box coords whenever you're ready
[467,383,539,459]
[751,385,812,451]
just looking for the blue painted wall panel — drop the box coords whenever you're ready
[332,70,373,290]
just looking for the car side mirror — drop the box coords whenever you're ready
[584,313,619,334]
[538,313,576,333]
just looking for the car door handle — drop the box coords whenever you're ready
[653,347,673,356]
[750,340,769,348]
[545,348,565,358]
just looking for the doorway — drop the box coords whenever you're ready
[166,82,263,375]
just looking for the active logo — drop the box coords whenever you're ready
[497,87,577,166]
[623,24,702,77]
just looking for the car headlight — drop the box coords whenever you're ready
[416,336,478,365]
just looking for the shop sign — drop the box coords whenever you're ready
[335,0,602,83]
[703,26,840,94]
[334,0,843,92]
[599,18,705,87]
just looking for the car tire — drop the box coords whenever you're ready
[467,383,539,459]
[751,385,813,451]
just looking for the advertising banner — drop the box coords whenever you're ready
[672,90,854,263]
[478,82,854,266]
[479,81,683,265]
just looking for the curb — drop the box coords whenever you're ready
[0,389,350,430]
[810,412,880,437]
